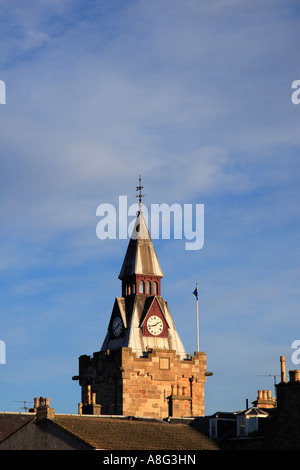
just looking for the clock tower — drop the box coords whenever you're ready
[76,180,209,419]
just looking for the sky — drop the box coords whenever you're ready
[0,0,299,416]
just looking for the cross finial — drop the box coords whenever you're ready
[136,175,144,208]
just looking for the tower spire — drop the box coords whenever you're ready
[136,175,144,209]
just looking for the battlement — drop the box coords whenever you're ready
[78,347,208,419]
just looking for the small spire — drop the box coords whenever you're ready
[136,175,145,209]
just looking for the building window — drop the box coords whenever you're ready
[247,417,258,434]
[237,416,246,436]
[153,281,158,294]
[209,419,218,439]
[237,416,259,436]
[146,281,151,294]
[139,280,144,294]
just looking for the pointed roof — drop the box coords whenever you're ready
[118,209,163,280]
[100,294,186,358]
[236,407,270,418]
[109,297,127,329]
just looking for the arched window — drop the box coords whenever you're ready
[127,284,131,295]
[146,280,151,294]
[139,280,144,294]
[153,281,158,295]
[132,283,135,294]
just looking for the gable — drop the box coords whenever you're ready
[108,297,127,330]
[0,413,35,443]
[140,296,169,338]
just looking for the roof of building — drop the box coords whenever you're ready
[208,411,238,420]
[235,406,271,418]
[118,209,163,279]
[50,415,219,450]
[0,412,35,442]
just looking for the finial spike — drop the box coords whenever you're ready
[136,175,145,207]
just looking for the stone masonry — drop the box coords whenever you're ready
[79,347,207,419]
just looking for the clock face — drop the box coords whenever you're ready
[146,315,164,336]
[112,316,122,337]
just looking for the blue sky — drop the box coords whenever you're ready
[0,0,299,415]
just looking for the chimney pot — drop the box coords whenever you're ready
[87,385,92,405]
[289,370,300,382]
[34,397,39,412]
[280,356,286,383]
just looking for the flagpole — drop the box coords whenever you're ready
[196,283,199,352]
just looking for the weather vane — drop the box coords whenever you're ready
[136,175,145,206]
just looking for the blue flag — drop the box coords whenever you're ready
[193,286,198,300]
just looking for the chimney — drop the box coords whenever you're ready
[34,397,39,412]
[253,390,276,409]
[289,370,300,382]
[87,385,92,405]
[36,397,55,421]
[81,387,101,415]
[280,356,286,383]
[28,397,40,413]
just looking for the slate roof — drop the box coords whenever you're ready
[119,209,163,279]
[0,413,35,442]
[51,415,219,450]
